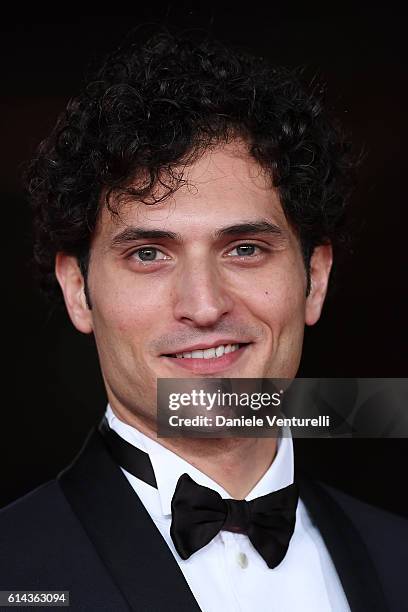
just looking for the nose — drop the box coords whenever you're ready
[173,255,234,327]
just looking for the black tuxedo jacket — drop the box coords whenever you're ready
[0,427,407,612]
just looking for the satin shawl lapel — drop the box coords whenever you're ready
[58,428,201,612]
[298,475,388,612]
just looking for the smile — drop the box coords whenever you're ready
[162,342,250,374]
[172,343,241,359]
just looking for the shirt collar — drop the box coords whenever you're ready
[105,404,294,516]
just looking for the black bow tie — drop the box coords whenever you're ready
[99,418,299,569]
[171,472,298,568]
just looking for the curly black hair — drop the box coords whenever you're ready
[25,31,355,303]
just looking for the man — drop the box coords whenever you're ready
[0,32,406,612]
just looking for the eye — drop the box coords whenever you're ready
[227,244,262,257]
[131,247,169,263]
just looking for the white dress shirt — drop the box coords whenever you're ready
[105,405,350,612]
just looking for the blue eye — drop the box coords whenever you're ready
[132,247,167,262]
[229,244,259,257]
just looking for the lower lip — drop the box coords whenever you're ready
[162,345,249,374]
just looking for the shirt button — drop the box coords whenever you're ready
[236,552,249,569]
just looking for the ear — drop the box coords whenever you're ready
[305,244,333,326]
[55,252,93,334]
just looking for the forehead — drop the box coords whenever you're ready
[95,142,289,241]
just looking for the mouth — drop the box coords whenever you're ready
[161,342,251,374]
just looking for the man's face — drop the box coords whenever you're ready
[56,141,332,425]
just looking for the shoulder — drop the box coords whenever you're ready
[318,481,408,610]
[298,473,408,541]
[322,482,408,539]
[0,481,128,609]
[0,481,82,568]
[0,480,73,542]
[0,481,98,589]
[321,482,408,557]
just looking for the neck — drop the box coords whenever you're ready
[109,403,277,499]
[164,436,278,499]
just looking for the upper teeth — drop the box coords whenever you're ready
[175,344,240,359]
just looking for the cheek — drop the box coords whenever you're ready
[91,294,158,396]
[90,294,150,370]
[254,282,306,376]
[245,268,306,332]
[93,275,164,334]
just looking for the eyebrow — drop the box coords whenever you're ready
[110,220,285,247]
[214,221,285,239]
[111,228,180,247]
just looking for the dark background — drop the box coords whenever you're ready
[1,10,407,515]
